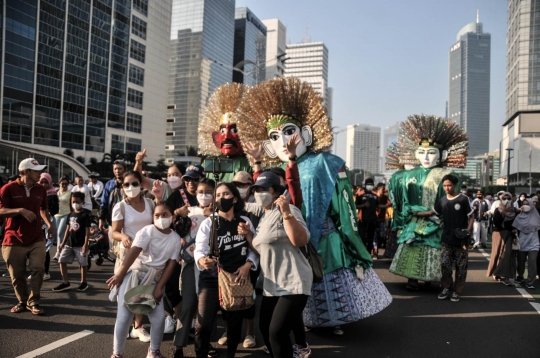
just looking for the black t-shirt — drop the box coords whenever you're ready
[165,188,198,210]
[67,209,91,247]
[356,192,379,222]
[433,193,473,246]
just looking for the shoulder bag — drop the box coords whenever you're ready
[300,241,324,283]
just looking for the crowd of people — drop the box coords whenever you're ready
[1,79,539,358]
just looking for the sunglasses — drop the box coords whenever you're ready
[184,177,199,183]
[122,181,140,188]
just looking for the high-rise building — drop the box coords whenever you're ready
[345,124,381,174]
[0,0,172,164]
[284,42,332,117]
[261,18,286,79]
[501,0,540,188]
[448,12,491,156]
[382,122,399,158]
[233,7,266,85]
[166,0,235,162]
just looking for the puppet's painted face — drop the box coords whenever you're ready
[415,146,444,169]
[263,123,312,162]
[212,113,244,156]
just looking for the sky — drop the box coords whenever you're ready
[236,0,508,161]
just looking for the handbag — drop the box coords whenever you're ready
[512,233,520,251]
[300,241,324,283]
[217,265,254,311]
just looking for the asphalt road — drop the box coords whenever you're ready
[1,244,539,358]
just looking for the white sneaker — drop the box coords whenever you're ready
[243,335,256,348]
[27,274,31,280]
[293,343,312,358]
[43,273,51,281]
[333,326,344,335]
[164,316,176,334]
[130,325,151,342]
[217,332,227,345]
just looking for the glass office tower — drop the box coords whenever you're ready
[166,0,235,160]
[233,7,266,85]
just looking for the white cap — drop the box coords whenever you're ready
[18,158,47,172]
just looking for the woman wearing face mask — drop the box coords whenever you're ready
[514,192,528,209]
[512,199,540,289]
[194,183,258,358]
[170,178,215,358]
[111,170,155,343]
[487,192,518,285]
[247,171,312,358]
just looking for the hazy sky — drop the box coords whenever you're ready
[236,0,507,161]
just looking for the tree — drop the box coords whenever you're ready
[63,149,74,157]
[76,156,85,164]
[90,157,98,165]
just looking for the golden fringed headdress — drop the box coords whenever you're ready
[397,114,469,168]
[236,77,333,168]
[198,83,246,156]
[385,142,405,170]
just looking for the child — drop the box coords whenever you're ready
[52,192,91,292]
[107,202,181,358]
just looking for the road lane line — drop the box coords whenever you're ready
[530,302,540,314]
[16,330,94,358]
[516,288,534,299]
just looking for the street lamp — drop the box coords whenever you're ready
[506,147,514,192]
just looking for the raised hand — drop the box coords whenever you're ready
[174,203,190,218]
[135,148,147,164]
[152,180,164,199]
[244,142,263,160]
[286,133,302,158]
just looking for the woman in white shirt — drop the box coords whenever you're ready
[111,170,154,343]
[108,202,181,358]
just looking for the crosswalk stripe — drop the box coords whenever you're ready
[16,330,94,358]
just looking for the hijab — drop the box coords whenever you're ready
[497,191,516,222]
[40,173,58,196]
[513,201,540,233]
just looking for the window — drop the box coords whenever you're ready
[111,134,124,152]
[131,16,147,39]
[167,104,176,109]
[128,64,144,86]
[133,0,148,16]
[166,131,174,136]
[127,112,142,133]
[130,39,145,63]
[127,88,143,109]
[126,137,142,153]
[166,118,175,123]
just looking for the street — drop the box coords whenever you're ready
[1,244,539,358]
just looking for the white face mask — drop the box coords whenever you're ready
[520,196,526,201]
[522,205,531,213]
[365,185,374,192]
[167,176,183,190]
[237,187,250,199]
[72,203,82,211]
[155,217,172,230]
[502,199,509,205]
[197,193,213,207]
[124,185,141,198]
[254,191,274,208]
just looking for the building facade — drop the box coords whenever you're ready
[501,0,540,187]
[284,41,332,117]
[233,7,266,85]
[166,0,235,162]
[345,124,380,174]
[448,13,491,156]
[261,18,286,79]
[453,151,500,187]
[0,0,171,165]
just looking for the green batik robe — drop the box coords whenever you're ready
[389,166,453,281]
[388,169,406,232]
[205,155,252,182]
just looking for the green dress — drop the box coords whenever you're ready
[389,167,453,281]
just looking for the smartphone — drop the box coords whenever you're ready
[204,157,234,174]
[179,189,190,206]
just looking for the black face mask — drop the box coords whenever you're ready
[217,197,235,213]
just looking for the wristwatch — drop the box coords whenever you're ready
[254,160,262,165]
[288,155,298,161]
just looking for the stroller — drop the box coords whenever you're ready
[88,220,116,267]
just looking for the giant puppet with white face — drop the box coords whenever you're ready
[387,115,469,289]
[237,77,392,329]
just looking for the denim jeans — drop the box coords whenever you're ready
[54,215,69,247]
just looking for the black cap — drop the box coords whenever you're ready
[88,171,100,178]
[113,159,126,168]
[365,178,374,185]
[182,164,204,179]
[252,171,281,189]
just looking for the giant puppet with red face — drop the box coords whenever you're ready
[198,83,252,182]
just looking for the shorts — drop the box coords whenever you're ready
[58,245,88,266]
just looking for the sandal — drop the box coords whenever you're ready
[11,303,25,313]
[27,305,45,315]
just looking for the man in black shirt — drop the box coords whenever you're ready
[413,174,474,302]
[356,178,379,257]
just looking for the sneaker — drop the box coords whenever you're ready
[164,316,176,334]
[333,326,344,335]
[52,282,71,292]
[438,288,451,300]
[43,273,51,281]
[263,346,270,354]
[515,277,524,284]
[526,284,535,289]
[503,278,514,286]
[450,292,460,302]
[27,274,31,280]
[146,348,165,358]
[130,325,151,343]
[77,282,88,291]
[217,332,228,345]
[293,343,312,358]
[243,334,256,348]
[207,346,217,358]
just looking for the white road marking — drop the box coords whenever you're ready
[477,248,539,314]
[17,330,94,358]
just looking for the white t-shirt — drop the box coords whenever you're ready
[71,184,93,210]
[132,224,181,268]
[88,180,104,199]
[111,199,153,247]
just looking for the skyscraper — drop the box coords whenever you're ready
[501,0,540,187]
[233,7,266,85]
[0,0,172,164]
[448,12,491,156]
[261,18,286,79]
[284,42,332,117]
[345,124,381,174]
[166,0,235,161]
